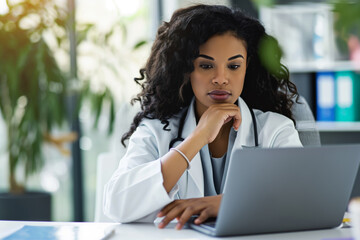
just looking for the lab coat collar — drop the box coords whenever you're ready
[234,98,257,149]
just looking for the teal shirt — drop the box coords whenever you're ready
[200,127,237,196]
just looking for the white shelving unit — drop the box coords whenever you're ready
[288,61,360,134]
[260,4,360,140]
[287,60,360,134]
[316,122,360,132]
[286,61,360,73]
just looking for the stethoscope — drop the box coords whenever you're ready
[169,106,259,149]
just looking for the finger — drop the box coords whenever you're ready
[176,205,205,230]
[194,208,214,225]
[232,113,242,130]
[158,215,177,229]
[225,107,241,130]
[223,115,232,124]
[222,109,241,129]
[157,200,180,217]
[158,205,185,229]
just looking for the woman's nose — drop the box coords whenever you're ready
[212,67,229,85]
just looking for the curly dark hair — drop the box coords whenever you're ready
[121,4,299,146]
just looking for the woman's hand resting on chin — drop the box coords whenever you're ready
[193,104,241,144]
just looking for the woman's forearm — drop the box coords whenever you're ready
[161,131,207,192]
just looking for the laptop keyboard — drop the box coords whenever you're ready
[202,221,216,227]
[188,216,217,227]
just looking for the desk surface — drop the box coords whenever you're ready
[0,220,354,240]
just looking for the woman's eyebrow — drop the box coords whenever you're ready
[197,54,244,61]
[198,54,214,60]
[228,54,244,60]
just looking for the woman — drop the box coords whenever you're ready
[104,4,302,230]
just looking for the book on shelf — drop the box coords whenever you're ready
[335,70,360,121]
[315,70,360,122]
[316,71,336,121]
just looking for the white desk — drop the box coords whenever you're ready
[0,220,353,240]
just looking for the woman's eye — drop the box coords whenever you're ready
[199,64,213,69]
[228,64,240,70]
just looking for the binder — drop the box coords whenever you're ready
[335,71,360,121]
[316,72,335,121]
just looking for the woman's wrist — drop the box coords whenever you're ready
[170,148,191,169]
[187,130,209,150]
[173,131,207,166]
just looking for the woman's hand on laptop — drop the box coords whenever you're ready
[157,195,222,230]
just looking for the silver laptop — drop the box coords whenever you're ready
[189,144,360,237]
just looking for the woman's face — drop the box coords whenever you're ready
[190,32,247,117]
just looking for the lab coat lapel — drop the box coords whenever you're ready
[232,98,256,151]
[221,98,255,192]
[180,99,204,197]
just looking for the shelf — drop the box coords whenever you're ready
[316,122,360,132]
[286,61,360,73]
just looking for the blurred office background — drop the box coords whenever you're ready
[0,0,359,222]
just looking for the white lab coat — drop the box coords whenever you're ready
[103,97,302,223]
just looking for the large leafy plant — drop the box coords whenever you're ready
[0,0,116,194]
[332,0,360,59]
[333,0,360,38]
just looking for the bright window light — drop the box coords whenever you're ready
[0,0,9,15]
[105,0,141,16]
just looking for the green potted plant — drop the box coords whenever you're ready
[333,0,360,62]
[0,0,116,220]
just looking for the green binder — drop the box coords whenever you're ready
[335,71,360,121]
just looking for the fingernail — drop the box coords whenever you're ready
[176,223,182,230]
[158,222,165,228]
[195,219,201,224]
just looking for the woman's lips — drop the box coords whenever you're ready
[208,90,231,101]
